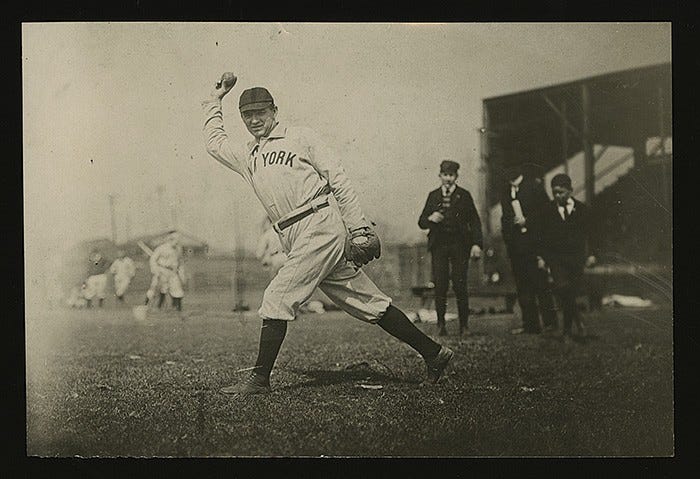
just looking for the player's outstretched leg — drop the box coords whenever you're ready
[221,318,288,397]
[377,305,454,384]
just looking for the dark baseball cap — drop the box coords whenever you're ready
[239,87,275,112]
[440,160,460,174]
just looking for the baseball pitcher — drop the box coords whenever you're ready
[203,72,453,397]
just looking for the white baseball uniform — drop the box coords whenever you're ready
[203,98,391,322]
[83,254,109,301]
[109,256,136,297]
[148,242,184,299]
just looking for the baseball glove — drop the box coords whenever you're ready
[344,225,381,267]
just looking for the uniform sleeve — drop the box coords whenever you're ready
[303,128,368,231]
[127,258,136,277]
[202,98,247,175]
[149,246,161,272]
[109,261,117,274]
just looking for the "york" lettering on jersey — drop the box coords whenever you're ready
[262,150,296,168]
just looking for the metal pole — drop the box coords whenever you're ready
[581,83,595,205]
[658,85,669,208]
[156,185,167,231]
[170,205,178,230]
[480,104,491,239]
[561,100,569,175]
[109,194,117,244]
[125,212,132,243]
[231,200,241,310]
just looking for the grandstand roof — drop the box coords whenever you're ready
[481,63,671,207]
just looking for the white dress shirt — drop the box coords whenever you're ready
[442,184,456,197]
[557,198,575,220]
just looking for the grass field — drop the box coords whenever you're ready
[25,300,673,457]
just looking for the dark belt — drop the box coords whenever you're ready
[276,187,331,232]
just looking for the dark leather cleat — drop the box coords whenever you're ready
[424,346,454,384]
[220,373,271,396]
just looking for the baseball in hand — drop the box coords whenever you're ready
[217,72,237,89]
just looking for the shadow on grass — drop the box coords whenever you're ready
[571,334,600,345]
[278,363,420,391]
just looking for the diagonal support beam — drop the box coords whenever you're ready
[595,145,609,162]
[541,93,584,142]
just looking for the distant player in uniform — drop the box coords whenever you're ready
[418,160,483,337]
[83,250,109,308]
[66,284,88,309]
[203,72,453,397]
[109,250,136,303]
[144,231,185,312]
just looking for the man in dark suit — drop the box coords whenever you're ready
[537,173,597,340]
[419,160,483,337]
[500,163,557,334]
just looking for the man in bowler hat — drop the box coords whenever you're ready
[500,163,557,334]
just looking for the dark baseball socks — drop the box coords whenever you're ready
[250,308,440,385]
[252,319,288,383]
[378,305,441,360]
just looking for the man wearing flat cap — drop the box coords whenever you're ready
[419,160,483,337]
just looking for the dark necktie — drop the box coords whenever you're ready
[442,188,451,209]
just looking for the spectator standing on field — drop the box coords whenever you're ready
[537,173,597,340]
[418,160,483,337]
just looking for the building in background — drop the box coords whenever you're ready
[479,63,672,305]
[480,63,671,264]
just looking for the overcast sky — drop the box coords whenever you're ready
[23,22,670,264]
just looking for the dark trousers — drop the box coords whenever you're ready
[507,249,557,333]
[549,259,584,335]
[555,286,579,334]
[431,241,470,330]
